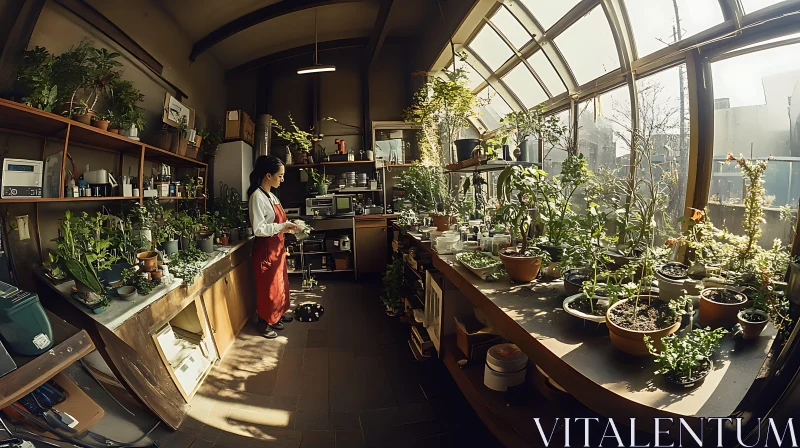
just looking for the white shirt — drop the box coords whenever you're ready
[249,188,288,237]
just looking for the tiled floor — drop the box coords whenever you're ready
[153,277,501,448]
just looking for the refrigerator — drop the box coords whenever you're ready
[214,141,253,198]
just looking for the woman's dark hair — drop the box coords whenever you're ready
[248,155,284,197]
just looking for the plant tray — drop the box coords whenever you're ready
[455,252,502,281]
[71,292,106,314]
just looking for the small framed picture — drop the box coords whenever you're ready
[162,93,195,129]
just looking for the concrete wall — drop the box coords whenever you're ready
[28,0,226,129]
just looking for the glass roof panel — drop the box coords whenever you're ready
[740,0,785,14]
[468,24,514,71]
[502,63,548,109]
[519,0,582,31]
[554,6,620,85]
[625,0,724,57]
[476,86,513,130]
[491,6,531,50]
[527,51,567,96]
[577,85,632,174]
[730,32,800,53]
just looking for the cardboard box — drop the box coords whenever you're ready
[454,315,501,360]
[225,110,255,146]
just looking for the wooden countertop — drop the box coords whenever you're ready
[35,240,252,332]
[355,214,398,220]
[406,234,774,427]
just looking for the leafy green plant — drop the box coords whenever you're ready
[154,209,179,244]
[108,78,145,130]
[168,245,207,286]
[52,39,94,113]
[199,122,224,160]
[51,211,118,295]
[396,209,419,228]
[535,154,592,248]
[121,266,156,295]
[15,46,58,112]
[380,258,404,310]
[201,211,224,236]
[126,202,155,230]
[398,163,455,216]
[304,168,328,187]
[271,113,312,152]
[106,214,139,266]
[501,105,566,149]
[175,211,200,240]
[403,53,484,165]
[645,327,727,381]
[184,175,197,199]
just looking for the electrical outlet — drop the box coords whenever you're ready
[16,215,29,240]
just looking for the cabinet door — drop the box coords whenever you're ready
[226,262,255,335]
[356,226,388,274]
[202,278,235,358]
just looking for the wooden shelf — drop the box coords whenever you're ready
[157,197,207,201]
[285,163,319,169]
[0,196,140,203]
[288,269,354,274]
[445,158,539,173]
[321,160,374,166]
[441,335,556,448]
[0,99,207,168]
[0,310,95,409]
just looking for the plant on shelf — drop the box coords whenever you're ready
[380,258,404,315]
[184,175,198,199]
[305,168,329,195]
[154,209,179,245]
[51,211,118,297]
[15,46,59,112]
[201,211,224,237]
[398,163,456,229]
[644,327,727,386]
[108,78,145,132]
[168,245,207,286]
[215,185,245,235]
[396,209,419,229]
[106,213,139,267]
[403,53,483,165]
[271,113,313,153]
[125,202,155,249]
[199,122,224,160]
[51,39,94,114]
[175,211,201,244]
[501,105,567,161]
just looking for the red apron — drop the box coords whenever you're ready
[252,196,290,325]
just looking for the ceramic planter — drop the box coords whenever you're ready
[564,269,591,295]
[137,251,159,272]
[606,298,682,356]
[563,293,606,323]
[655,262,689,281]
[196,232,214,253]
[499,251,542,283]
[109,128,120,134]
[454,138,480,162]
[161,239,179,255]
[180,236,194,251]
[317,184,328,195]
[74,110,95,125]
[737,309,769,339]
[430,215,456,231]
[91,120,109,131]
[698,287,747,329]
[219,234,229,246]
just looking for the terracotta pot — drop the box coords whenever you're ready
[606,298,681,356]
[74,110,95,125]
[151,269,163,281]
[219,235,229,246]
[698,287,747,329]
[499,251,542,283]
[137,251,159,272]
[737,309,769,339]
[109,128,120,134]
[91,120,110,131]
[430,215,456,231]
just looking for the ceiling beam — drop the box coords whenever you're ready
[365,0,394,70]
[190,0,372,61]
[225,37,370,79]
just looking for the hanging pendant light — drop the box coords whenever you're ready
[297,8,336,74]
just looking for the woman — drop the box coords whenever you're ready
[248,155,301,338]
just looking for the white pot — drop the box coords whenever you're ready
[562,293,606,323]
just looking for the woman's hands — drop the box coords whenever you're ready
[281,222,302,233]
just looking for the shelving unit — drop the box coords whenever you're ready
[0,99,208,205]
[445,157,539,173]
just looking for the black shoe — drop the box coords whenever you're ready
[270,322,285,331]
[280,315,293,323]
[258,320,278,338]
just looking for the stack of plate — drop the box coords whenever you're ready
[357,173,368,187]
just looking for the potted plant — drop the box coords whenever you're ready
[170,115,189,156]
[199,123,223,161]
[167,245,207,286]
[217,187,245,243]
[501,105,566,162]
[605,282,684,356]
[175,211,200,251]
[305,168,330,195]
[403,53,483,164]
[198,212,221,252]
[126,203,154,250]
[121,266,157,296]
[398,163,457,231]
[51,40,94,116]
[155,209,180,254]
[644,327,727,388]
[14,46,59,112]
[108,78,145,138]
[51,211,117,308]
[91,111,110,131]
[495,164,556,282]
[271,113,313,164]
[102,213,140,284]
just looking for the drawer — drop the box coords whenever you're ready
[355,218,387,229]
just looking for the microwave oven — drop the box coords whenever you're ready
[305,194,355,217]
